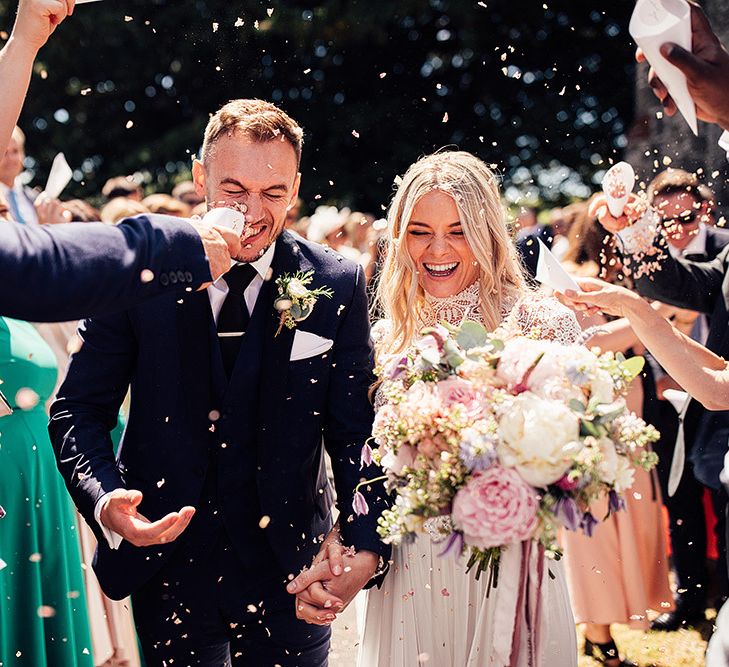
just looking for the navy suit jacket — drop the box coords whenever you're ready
[0,214,211,322]
[49,231,390,600]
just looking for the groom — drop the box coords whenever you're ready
[49,99,389,665]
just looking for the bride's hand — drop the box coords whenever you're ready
[291,559,343,625]
[562,277,644,319]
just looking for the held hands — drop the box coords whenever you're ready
[11,0,75,52]
[637,1,729,131]
[286,531,379,626]
[186,219,241,284]
[99,488,195,548]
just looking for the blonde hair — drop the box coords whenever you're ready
[201,99,303,167]
[375,151,527,356]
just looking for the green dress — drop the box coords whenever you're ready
[0,317,93,666]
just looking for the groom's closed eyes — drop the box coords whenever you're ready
[220,177,290,201]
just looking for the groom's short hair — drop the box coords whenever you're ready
[201,99,303,167]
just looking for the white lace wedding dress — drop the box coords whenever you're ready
[357,284,579,667]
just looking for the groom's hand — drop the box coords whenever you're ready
[287,549,379,625]
[99,489,195,547]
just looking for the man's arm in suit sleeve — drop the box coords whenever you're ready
[629,244,728,314]
[323,264,391,565]
[48,311,136,545]
[0,215,212,322]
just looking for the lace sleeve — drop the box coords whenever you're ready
[370,319,392,410]
[501,295,583,345]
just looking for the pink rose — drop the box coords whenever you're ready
[437,377,483,416]
[452,467,539,549]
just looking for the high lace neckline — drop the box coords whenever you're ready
[420,281,482,327]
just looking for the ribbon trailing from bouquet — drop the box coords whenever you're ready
[491,540,545,667]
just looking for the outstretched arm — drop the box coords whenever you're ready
[590,193,727,314]
[0,0,74,152]
[563,278,729,411]
[0,215,240,321]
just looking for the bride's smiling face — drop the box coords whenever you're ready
[405,190,480,298]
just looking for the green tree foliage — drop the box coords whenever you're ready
[0,0,635,212]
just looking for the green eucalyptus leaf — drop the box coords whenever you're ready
[456,320,489,350]
[622,356,645,382]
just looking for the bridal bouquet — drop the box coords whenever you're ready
[354,321,659,584]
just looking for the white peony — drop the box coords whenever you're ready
[613,456,635,493]
[287,278,309,299]
[591,369,616,405]
[596,437,619,484]
[497,393,582,487]
[496,338,553,386]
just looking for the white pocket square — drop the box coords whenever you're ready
[290,330,333,361]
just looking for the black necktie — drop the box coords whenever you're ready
[217,263,258,377]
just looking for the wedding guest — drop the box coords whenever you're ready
[0,126,39,225]
[549,206,573,260]
[101,176,143,203]
[62,199,101,223]
[307,205,362,262]
[0,189,11,221]
[558,204,673,666]
[33,319,141,667]
[641,0,729,132]
[646,169,729,628]
[171,180,204,208]
[100,198,149,225]
[0,315,94,666]
[648,169,729,262]
[142,193,191,218]
[698,184,718,227]
[515,206,555,279]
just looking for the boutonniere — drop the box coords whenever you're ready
[274,270,333,336]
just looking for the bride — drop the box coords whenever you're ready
[358,150,579,666]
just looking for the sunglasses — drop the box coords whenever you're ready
[661,211,698,227]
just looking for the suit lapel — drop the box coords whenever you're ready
[257,232,313,452]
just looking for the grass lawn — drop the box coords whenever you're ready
[576,616,715,667]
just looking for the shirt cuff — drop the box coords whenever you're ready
[94,492,124,550]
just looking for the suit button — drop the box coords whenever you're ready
[185,271,193,283]
[160,274,169,286]
[177,270,186,283]
[169,272,178,284]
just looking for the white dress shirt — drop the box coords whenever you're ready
[94,243,277,549]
